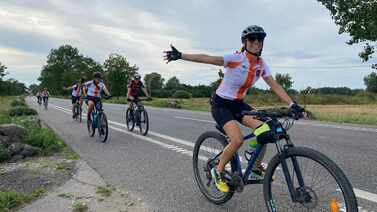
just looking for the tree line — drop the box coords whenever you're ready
[28,43,377,99]
[0,62,26,96]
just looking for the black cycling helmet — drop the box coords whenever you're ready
[93,72,102,79]
[241,25,266,57]
[241,25,267,42]
[134,74,141,80]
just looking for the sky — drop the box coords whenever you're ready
[0,0,375,89]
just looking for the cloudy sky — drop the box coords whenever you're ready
[0,0,375,89]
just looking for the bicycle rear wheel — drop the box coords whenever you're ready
[264,146,358,212]
[193,131,234,205]
[98,112,109,143]
[138,109,149,136]
[125,108,134,131]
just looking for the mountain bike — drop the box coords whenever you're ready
[73,99,82,122]
[193,109,358,211]
[37,97,42,106]
[43,97,48,110]
[86,96,111,143]
[125,99,149,136]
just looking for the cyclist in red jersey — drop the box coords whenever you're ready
[127,74,150,110]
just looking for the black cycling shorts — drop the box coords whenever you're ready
[87,96,102,110]
[71,96,81,104]
[211,94,253,128]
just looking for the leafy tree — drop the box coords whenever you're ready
[103,53,138,97]
[275,73,294,90]
[0,79,26,95]
[165,76,181,90]
[364,72,377,93]
[29,84,40,94]
[144,72,164,95]
[0,62,7,80]
[318,0,377,69]
[38,45,103,95]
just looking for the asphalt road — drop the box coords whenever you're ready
[27,97,377,211]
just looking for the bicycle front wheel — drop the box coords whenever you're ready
[139,109,149,136]
[264,146,358,212]
[193,131,234,205]
[87,115,95,137]
[125,108,134,131]
[98,113,109,143]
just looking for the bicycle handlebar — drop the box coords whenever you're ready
[241,108,305,120]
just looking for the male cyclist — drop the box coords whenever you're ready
[63,78,86,119]
[164,25,305,193]
[84,72,110,122]
[127,74,150,110]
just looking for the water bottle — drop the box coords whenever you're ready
[244,135,258,161]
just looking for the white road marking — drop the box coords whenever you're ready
[48,103,377,204]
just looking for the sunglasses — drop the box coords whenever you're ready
[246,34,266,42]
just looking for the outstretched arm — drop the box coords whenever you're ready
[164,45,223,66]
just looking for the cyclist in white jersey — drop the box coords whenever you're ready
[84,72,110,122]
[164,25,304,193]
[63,78,86,118]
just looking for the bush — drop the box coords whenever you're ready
[0,114,11,124]
[24,128,64,155]
[0,145,11,163]
[0,191,31,211]
[151,89,174,98]
[172,90,192,99]
[11,116,41,130]
[8,107,37,117]
[10,99,26,107]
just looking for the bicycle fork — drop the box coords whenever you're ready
[280,153,309,203]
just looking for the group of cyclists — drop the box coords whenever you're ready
[37,24,306,195]
[37,72,149,122]
[30,25,361,211]
[36,88,50,106]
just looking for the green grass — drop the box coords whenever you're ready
[24,127,65,155]
[0,144,11,163]
[72,201,88,212]
[107,95,377,125]
[96,186,112,197]
[0,191,31,212]
[31,188,46,199]
[307,105,377,125]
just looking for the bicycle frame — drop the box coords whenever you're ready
[226,131,308,202]
[228,133,266,185]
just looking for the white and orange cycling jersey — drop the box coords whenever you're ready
[84,80,106,97]
[41,90,49,97]
[216,51,271,100]
[71,84,83,97]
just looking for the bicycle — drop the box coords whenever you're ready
[86,96,111,143]
[125,99,149,136]
[43,97,48,110]
[193,109,358,211]
[37,97,42,106]
[73,99,82,122]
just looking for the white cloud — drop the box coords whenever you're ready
[0,0,373,88]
